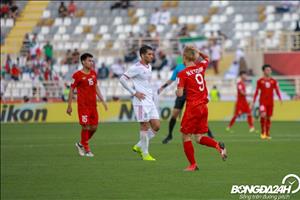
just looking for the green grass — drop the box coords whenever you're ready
[1,121,300,200]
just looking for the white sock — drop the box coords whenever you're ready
[139,131,149,154]
[147,128,156,140]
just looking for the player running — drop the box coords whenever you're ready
[66,53,108,157]
[176,46,227,171]
[119,45,160,161]
[226,71,255,132]
[158,63,214,144]
[252,64,282,140]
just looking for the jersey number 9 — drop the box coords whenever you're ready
[195,74,205,92]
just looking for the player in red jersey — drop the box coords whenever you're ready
[252,64,282,140]
[226,71,255,132]
[176,46,227,171]
[66,53,108,157]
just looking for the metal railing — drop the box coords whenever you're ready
[1,76,300,102]
[245,31,300,52]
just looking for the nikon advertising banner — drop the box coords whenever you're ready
[1,101,300,123]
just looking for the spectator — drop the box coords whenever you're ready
[43,41,53,62]
[43,66,51,81]
[210,39,222,75]
[124,48,138,63]
[11,64,20,81]
[217,30,227,44]
[109,59,125,78]
[62,83,70,102]
[210,85,221,101]
[5,54,12,74]
[9,1,18,20]
[159,8,170,25]
[58,2,68,18]
[150,8,161,26]
[294,20,300,51]
[21,33,31,55]
[97,63,109,80]
[152,50,168,71]
[29,36,39,59]
[0,3,10,18]
[63,49,73,65]
[68,0,77,17]
[178,24,189,37]
[72,48,80,64]
[110,0,133,10]
[275,1,292,14]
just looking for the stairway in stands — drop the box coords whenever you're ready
[1,1,49,54]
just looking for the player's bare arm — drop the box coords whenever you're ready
[192,46,209,60]
[66,89,74,115]
[158,79,173,94]
[176,87,184,97]
[96,86,108,111]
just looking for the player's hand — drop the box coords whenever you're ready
[102,101,108,111]
[248,102,252,108]
[158,87,163,95]
[134,92,146,101]
[66,106,72,115]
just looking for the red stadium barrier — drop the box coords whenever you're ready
[264,52,300,75]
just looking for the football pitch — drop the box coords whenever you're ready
[1,121,300,200]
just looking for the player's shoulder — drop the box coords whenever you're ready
[178,67,188,76]
[72,70,81,78]
[91,69,97,75]
[257,77,264,83]
[129,61,143,70]
[270,77,277,82]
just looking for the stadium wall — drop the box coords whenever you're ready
[1,101,300,123]
[264,52,300,75]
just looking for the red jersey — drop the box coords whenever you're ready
[237,80,247,104]
[253,77,281,106]
[177,58,209,105]
[71,70,98,109]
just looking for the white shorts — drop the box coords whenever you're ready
[133,104,160,122]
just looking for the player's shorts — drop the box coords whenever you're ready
[259,104,273,117]
[180,103,208,134]
[78,107,99,126]
[235,102,251,115]
[133,104,160,122]
[174,93,186,109]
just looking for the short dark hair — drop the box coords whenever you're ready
[139,45,153,57]
[262,64,271,71]
[239,70,247,76]
[80,53,93,64]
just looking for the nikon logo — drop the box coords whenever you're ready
[0,105,47,122]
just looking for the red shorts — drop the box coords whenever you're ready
[181,103,208,134]
[78,107,98,126]
[259,104,273,117]
[235,102,251,115]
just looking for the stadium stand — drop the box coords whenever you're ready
[1,1,300,102]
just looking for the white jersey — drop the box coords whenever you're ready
[124,61,155,106]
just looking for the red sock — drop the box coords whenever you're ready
[183,141,196,165]
[88,130,96,140]
[266,119,271,136]
[199,136,220,152]
[229,115,237,128]
[247,115,254,128]
[81,129,90,152]
[260,118,266,134]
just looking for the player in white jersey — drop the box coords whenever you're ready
[119,45,160,161]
